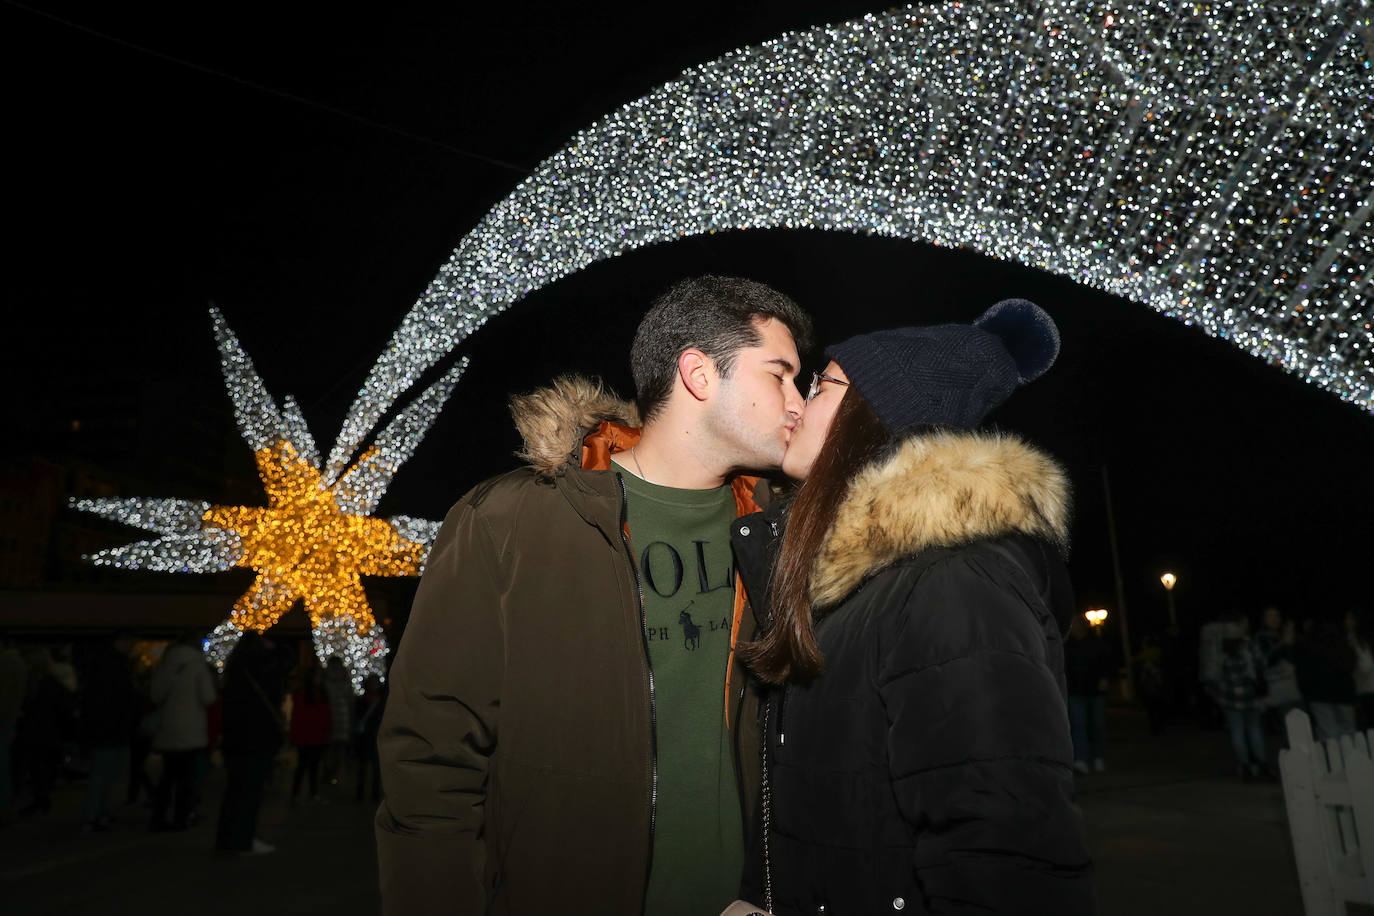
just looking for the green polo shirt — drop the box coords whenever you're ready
[621,471,744,916]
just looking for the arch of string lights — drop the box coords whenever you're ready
[346,0,1372,436]
[74,1,1374,686]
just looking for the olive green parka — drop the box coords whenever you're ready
[375,377,765,915]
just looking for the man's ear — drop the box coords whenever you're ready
[677,348,714,402]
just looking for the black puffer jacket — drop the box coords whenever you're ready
[732,430,1094,915]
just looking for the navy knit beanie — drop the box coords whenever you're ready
[825,298,1060,435]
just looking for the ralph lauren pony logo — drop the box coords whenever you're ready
[679,603,702,651]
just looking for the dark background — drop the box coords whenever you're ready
[5,1,1372,648]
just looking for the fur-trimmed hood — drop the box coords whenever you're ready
[509,375,640,477]
[810,430,1071,608]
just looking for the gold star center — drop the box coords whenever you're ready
[201,441,424,635]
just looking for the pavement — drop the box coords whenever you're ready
[0,707,1305,915]
[1077,707,1302,916]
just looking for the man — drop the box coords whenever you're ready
[376,276,812,915]
[77,636,137,831]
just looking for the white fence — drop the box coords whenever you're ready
[1281,707,1374,915]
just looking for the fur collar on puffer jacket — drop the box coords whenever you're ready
[810,429,1070,609]
[508,376,639,478]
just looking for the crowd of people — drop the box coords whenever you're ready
[1053,604,1374,784]
[1200,607,1374,779]
[0,631,386,854]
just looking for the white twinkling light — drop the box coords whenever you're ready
[75,310,455,692]
[387,516,443,575]
[86,530,244,574]
[212,307,283,452]
[331,1,1372,416]
[204,621,244,673]
[279,394,321,470]
[72,497,214,537]
[69,498,242,572]
[333,359,468,514]
[312,616,391,692]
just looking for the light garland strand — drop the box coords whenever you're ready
[328,0,1371,430]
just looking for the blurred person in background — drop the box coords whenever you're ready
[289,667,332,804]
[76,637,137,831]
[202,688,223,810]
[1134,633,1171,736]
[0,636,26,824]
[17,647,75,817]
[353,675,384,804]
[1253,609,1303,747]
[1198,611,1244,730]
[1296,618,1358,741]
[126,656,157,809]
[1254,608,1301,706]
[322,658,353,789]
[1215,613,1271,780]
[215,632,294,855]
[1065,613,1114,773]
[1346,611,1374,731]
[149,632,216,831]
[49,646,78,693]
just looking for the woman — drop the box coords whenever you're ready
[289,667,332,803]
[733,300,1093,914]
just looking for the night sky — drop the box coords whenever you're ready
[7,2,1373,642]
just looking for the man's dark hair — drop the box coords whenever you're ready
[630,276,813,422]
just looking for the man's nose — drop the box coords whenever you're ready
[785,380,805,418]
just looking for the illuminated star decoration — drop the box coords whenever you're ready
[338,1,1371,429]
[73,309,464,691]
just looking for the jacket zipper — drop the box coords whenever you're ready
[777,686,789,747]
[738,514,776,833]
[733,679,749,832]
[618,473,658,905]
[764,514,790,750]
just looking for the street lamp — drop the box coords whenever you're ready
[1085,608,1109,627]
[1161,572,1178,629]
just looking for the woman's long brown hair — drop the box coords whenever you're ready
[741,387,890,685]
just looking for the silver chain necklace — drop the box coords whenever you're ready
[629,445,651,485]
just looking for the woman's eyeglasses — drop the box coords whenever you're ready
[807,371,850,401]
